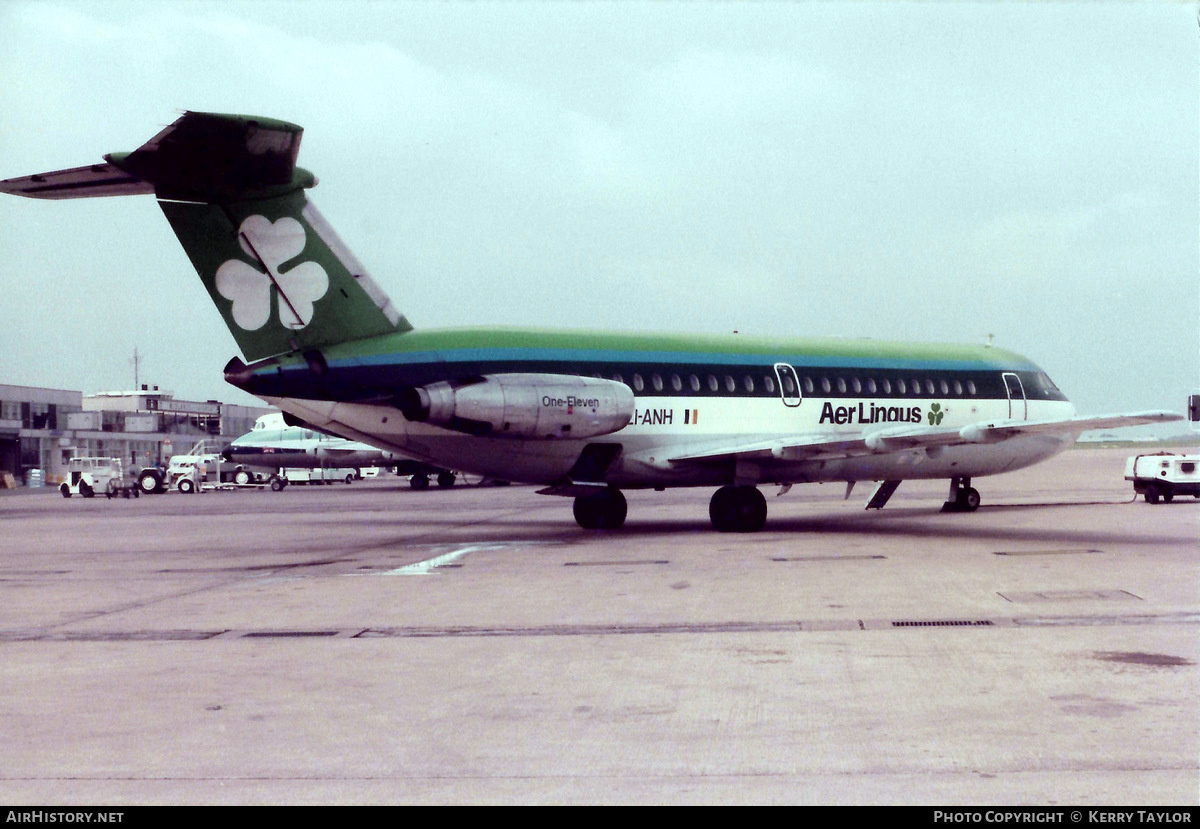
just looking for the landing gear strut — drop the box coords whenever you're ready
[573,487,627,529]
[942,477,981,512]
[709,485,767,532]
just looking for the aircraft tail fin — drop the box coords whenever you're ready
[0,111,411,361]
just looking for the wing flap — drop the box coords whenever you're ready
[668,410,1182,466]
[957,411,1182,443]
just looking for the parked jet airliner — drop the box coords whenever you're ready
[225,412,456,488]
[0,112,1181,531]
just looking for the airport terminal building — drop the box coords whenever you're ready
[0,383,272,487]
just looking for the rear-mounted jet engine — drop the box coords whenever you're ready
[398,373,635,439]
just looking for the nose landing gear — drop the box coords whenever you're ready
[942,477,981,512]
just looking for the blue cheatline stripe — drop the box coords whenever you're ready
[320,347,1037,373]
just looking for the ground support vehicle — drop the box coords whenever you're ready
[60,457,139,499]
[1125,453,1200,504]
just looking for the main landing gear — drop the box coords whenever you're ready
[709,485,768,533]
[942,476,981,512]
[573,487,627,529]
[571,485,770,532]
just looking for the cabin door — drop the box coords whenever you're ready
[1002,372,1027,420]
[774,363,802,408]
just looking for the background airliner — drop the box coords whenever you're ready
[224,412,456,488]
[0,112,1180,531]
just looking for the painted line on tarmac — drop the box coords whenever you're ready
[375,541,556,576]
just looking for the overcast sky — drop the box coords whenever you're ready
[1,0,1196,429]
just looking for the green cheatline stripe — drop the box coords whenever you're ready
[319,326,1037,371]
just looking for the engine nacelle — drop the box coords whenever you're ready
[399,373,635,439]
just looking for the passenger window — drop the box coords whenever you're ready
[912,379,921,395]
[940,380,949,395]
[633,374,644,392]
[953,380,963,395]
[689,374,701,392]
[743,375,754,393]
[651,373,663,392]
[897,379,907,394]
[837,378,847,394]
[670,374,681,392]
[821,377,831,394]
[708,375,719,392]
[925,379,936,395]
[724,376,736,393]
[852,378,862,394]
[865,378,876,394]
[803,377,814,394]
[881,378,891,394]
[764,375,776,394]
[967,380,977,395]
[612,373,624,385]
[783,376,796,395]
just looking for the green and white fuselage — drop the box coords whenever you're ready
[0,111,1178,531]
[239,326,1077,490]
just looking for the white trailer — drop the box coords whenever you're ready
[279,467,359,486]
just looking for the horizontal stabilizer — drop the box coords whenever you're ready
[0,163,153,200]
[0,111,309,203]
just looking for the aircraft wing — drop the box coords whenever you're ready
[667,410,1182,466]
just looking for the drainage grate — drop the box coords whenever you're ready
[563,560,669,567]
[891,620,994,627]
[241,630,342,638]
[993,548,1103,556]
[999,589,1141,603]
[771,555,886,562]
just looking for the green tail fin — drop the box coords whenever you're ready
[160,188,411,361]
[0,111,411,362]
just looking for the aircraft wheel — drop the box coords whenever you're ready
[573,488,627,530]
[958,487,981,512]
[436,471,456,488]
[709,485,767,532]
[410,474,430,490]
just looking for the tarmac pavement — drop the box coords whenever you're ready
[0,447,1196,804]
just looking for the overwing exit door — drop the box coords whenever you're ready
[774,363,802,408]
[1002,372,1027,420]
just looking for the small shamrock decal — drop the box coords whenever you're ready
[928,403,944,426]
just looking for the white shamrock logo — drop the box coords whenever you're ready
[215,215,329,330]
